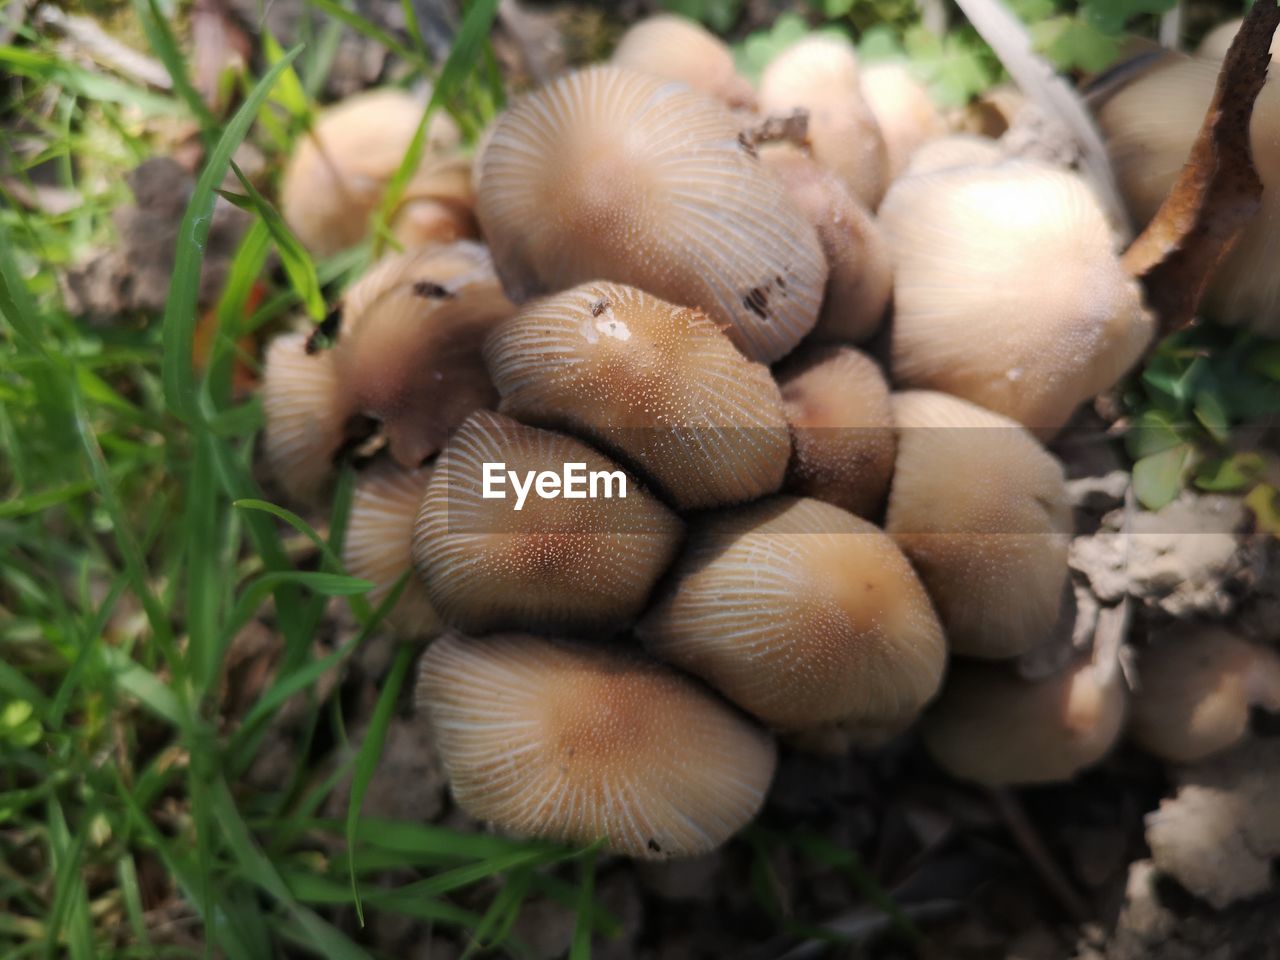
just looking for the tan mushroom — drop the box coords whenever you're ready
[1131,625,1280,764]
[418,632,777,859]
[343,460,440,637]
[611,14,757,109]
[475,65,827,362]
[485,282,790,510]
[412,411,681,635]
[885,391,1072,660]
[280,88,468,256]
[760,146,892,343]
[758,35,890,210]
[859,62,944,178]
[922,656,1127,786]
[776,346,896,520]
[639,496,946,735]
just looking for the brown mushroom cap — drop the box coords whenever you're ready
[1131,625,1280,764]
[474,65,827,363]
[758,35,890,210]
[878,159,1153,437]
[759,146,892,343]
[611,14,757,110]
[417,632,777,858]
[343,460,440,637]
[261,331,352,504]
[280,88,464,256]
[485,282,790,510]
[413,411,682,635]
[331,242,515,469]
[885,391,1072,660]
[1093,54,1280,334]
[859,62,944,178]
[639,496,946,733]
[922,657,1127,786]
[776,346,896,520]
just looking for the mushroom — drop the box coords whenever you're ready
[261,331,350,505]
[417,632,777,858]
[1092,53,1280,334]
[759,146,892,343]
[922,656,1127,786]
[484,282,790,510]
[343,460,440,637]
[885,391,1072,660]
[859,62,944,178]
[776,346,896,520]
[900,134,1003,178]
[280,88,469,256]
[1196,18,1279,61]
[412,410,682,635]
[1130,625,1280,764]
[639,496,946,734]
[955,84,1028,139]
[475,65,828,363]
[611,14,757,110]
[758,35,890,210]
[878,159,1153,436]
[329,241,515,469]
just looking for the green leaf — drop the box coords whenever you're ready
[226,162,325,320]
[661,0,743,32]
[163,47,303,423]
[1194,452,1265,492]
[347,642,415,924]
[1132,443,1193,510]
[1125,408,1191,459]
[570,849,597,960]
[1082,0,1177,35]
[1193,387,1232,443]
[857,25,905,61]
[1028,15,1120,74]
[1247,342,1280,381]
[264,30,311,123]
[1245,484,1280,537]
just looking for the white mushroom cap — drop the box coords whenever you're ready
[879,159,1153,436]
[859,62,944,178]
[417,632,777,858]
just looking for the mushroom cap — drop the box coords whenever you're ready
[475,65,827,363]
[878,159,1153,437]
[413,411,682,635]
[611,14,757,110]
[759,146,892,343]
[331,242,515,469]
[343,460,440,637]
[261,331,353,505]
[885,391,1072,660]
[922,657,1128,786]
[1196,18,1279,60]
[389,154,478,252]
[639,496,946,733]
[1131,625,1280,764]
[485,282,790,510]
[280,88,462,256]
[776,346,896,520]
[859,62,944,178]
[758,35,890,210]
[900,134,1003,178]
[417,632,777,859]
[1094,55,1280,334]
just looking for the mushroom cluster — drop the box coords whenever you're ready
[259,13,1247,860]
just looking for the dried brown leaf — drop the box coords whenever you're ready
[1121,1,1280,336]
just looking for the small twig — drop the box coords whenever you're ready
[34,5,172,90]
[737,110,810,157]
[1158,0,1185,50]
[989,788,1092,923]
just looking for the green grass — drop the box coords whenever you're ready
[0,2,619,956]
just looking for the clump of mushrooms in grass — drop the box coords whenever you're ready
[252,9,1279,861]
